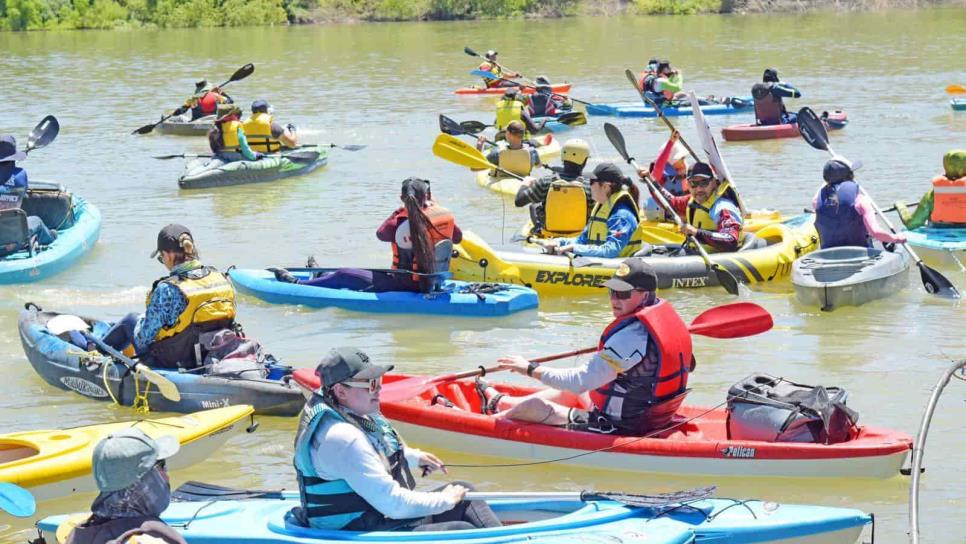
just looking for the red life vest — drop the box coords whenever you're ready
[198,91,222,116]
[390,203,456,275]
[588,300,691,434]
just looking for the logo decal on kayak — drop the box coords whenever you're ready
[671,276,708,288]
[721,445,756,459]
[60,376,109,398]
[201,398,231,409]
[534,270,609,287]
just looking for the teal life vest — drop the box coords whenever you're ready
[292,394,416,530]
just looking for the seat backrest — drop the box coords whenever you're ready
[0,209,31,257]
[544,180,588,234]
[420,239,454,293]
[21,187,74,230]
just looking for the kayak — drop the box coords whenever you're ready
[722,110,848,142]
[0,406,253,502]
[520,209,785,241]
[904,226,966,267]
[38,484,873,544]
[157,114,214,136]
[951,98,966,111]
[532,111,587,134]
[454,83,572,96]
[294,372,911,480]
[586,97,753,118]
[178,148,328,190]
[474,135,561,197]
[0,185,101,284]
[792,246,910,311]
[228,268,538,317]
[18,305,304,416]
[450,219,820,296]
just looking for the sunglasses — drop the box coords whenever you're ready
[608,289,638,300]
[341,377,382,394]
[155,253,164,264]
[688,177,713,188]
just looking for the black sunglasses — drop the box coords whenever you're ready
[608,289,636,300]
[688,177,713,188]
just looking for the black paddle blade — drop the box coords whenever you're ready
[27,115,59,150]
[173,481,285,502]
[152,154,184,160]
[230,63,255,82]
[556,111,585,126]
[711,264,740,296]
[439,114,465,136]
[623,68,640,91]
[337,144,367,151]
[132,123,157,135]
[459,120,489,134]
[797,107,830,152]
[583,486,716,508]
[604,122,632,163]
[917,261,961,299]
[464,46,479,57]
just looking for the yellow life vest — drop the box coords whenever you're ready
[148,265,236,343]
[494,99,524,133]
[685,181,742,231]
[241,112,282,153]
[545,180,589,234]
[497,147,534,177]
[586,189,644,258]
[220,120,242,150]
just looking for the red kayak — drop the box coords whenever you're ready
[722,110,848,142]
[454,83,572,96]
[293,370,911,480]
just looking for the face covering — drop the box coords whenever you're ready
[91,465,171,520]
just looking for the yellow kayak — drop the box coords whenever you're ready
[0,405,254,501]
[519,209,786,241]
[474,135,562,197]
[451,218,819,296]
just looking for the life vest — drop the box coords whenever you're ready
[145,264,236,369]
[588,299,691,434]
[497,147,535,177]
[292,395,415,530]
[197,91,221,116]
[930,175,966,225]
[752,83,785,126]
[586,189,644,257]
[390,204,456,276]
[241,112,282,153]
[0,167,28,210]
[219,120,242,151]
[494,98,525,133]
[814,181,869,249]
[479,62,503,87]
[544,179,589,234]
[685,182,744,248]
[529,94,555,117]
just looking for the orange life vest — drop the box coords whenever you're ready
[390,204,456,275]
[931,175,966,225]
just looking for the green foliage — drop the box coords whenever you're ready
[633,0,723,15]
[316,0,577,20]
[0,0,288,29]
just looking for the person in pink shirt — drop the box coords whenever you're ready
[812,158,906,249]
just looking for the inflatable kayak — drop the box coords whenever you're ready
[0,185,100,284]
[904,226,966,267]
[586,97,753,118]
[0,406,253,502]
[39,482,873,544]
[455,83,572,96]
[951,98,966,111]
[520,209,785,241]
[450,221,820,296]
[722,110,848,142]
[157,114,214,136]
[178,148,328,189]
[475,135,561,197]
[228,268,538,317]
[18,305,304,416]
[294,372,910,480]
[793,246,910,310]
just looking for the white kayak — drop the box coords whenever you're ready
[792,246,910,310]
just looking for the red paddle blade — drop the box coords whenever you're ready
[688,302,773,339]
[293,368,320,390]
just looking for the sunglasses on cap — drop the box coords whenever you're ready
[340,376,382,394]
[688,176,713,188]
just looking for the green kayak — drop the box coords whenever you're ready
[178,149,328,189]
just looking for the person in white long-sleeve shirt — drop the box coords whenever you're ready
[477,258,693,435]
[291,347,501,532]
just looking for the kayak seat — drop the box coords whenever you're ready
[0,208,36,258]
[21,186,74,230]
[737,232,767,252]
[636,389,690,437]
[419,240,454,293]
[439,382,473,411]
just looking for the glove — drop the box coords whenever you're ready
[253,152,265,161]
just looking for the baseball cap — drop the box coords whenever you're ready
[823,159,854,184]
[150,224,192,259]
[251,99,271,113]
[92,428,180,492]
[0,135,26,163]
[687,162,714,180]
[603,258,659,292]
[315,347,393,389]
[590,162,629,185]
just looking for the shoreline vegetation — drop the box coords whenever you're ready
[0,0,957,31]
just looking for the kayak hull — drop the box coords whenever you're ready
[520,209,785,241]
[179,150,328,190]
[18,307,304,416]
[951,98,966,111]
[157,115,214,136]
[587,97,753,118]
[792,246,910,310]
[455,83,572,96]
[475,135,561,196]
[722,111,848,142]
[0,406,252,501]
[904,226,966,268]
[228,268,538,317]
[0,194,101,284]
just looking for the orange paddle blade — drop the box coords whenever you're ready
[946,84,966,94]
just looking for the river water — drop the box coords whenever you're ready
[1,8,964,542]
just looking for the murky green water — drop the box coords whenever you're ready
[1,8,964,542]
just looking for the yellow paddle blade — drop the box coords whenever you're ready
[138,364,182,402]
[946,84,966,94]
[432,134,494,171]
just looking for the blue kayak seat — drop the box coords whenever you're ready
[420,239,454,293]
[0,208,36,258]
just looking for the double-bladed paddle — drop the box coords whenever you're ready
[153,148,324,162]
[623,69,701,161]
[796,106,960,299]
[432,133,525,181]
[24,115,60,155]
[0,482,35,517]
[456,112,585,136]
[604,122,741,296]
[464,47,530,85]
[439,114,495,145]
[469,69,595,107]
[133,63,255,135]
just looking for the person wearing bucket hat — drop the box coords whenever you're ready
[207,104,261,162]
[476,257,692,436]
[0,134,58,252]
[515,138,593,236]
[182,79,232,121]
[64,429,186,544]
[751,68,802,126]
[100,224,237,370]
[894,150,966,230]
[527,78,569,117]
[241,99,299,153]
[812,157,906,249]
[476,50,521,88]
[291,347,501,532]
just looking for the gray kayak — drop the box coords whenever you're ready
[157,114,214,136]
[792,246,910,310]
[178,149,328,190]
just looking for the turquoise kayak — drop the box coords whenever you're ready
[951,98,966,111]
[37,489,872,543]
[0,187,100,284]
[228,268,539,317]
[587,97,753,118]
[179,149,328,189]
[533,111,587,134]
[905,226,966,267]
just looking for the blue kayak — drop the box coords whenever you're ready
[905,226,966,266]
[37,491,872,543]
[228,268,539,317]
[533,111,587,134]
[18,305,304,416]
[587,97,753,118]
[951,98,965,111]
[0,189,100,284]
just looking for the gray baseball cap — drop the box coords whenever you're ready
[92,428,180,492]
[315,347,393,389]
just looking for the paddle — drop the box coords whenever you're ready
[0,482,36,517]
[623,69,701,161]
[946,84,966,94]
[133,63,255,135]
[439,115,496,146]
[24,115,60,154]
[604,122,740,296]
[431,133,524,180]
[379,302,772,403]
[469,69,594,107]
[153,150,321,161]
[459,112,584,136]
[464,46,530,84]
[80,331,182,402]
[686,90,747,217]
[796,107,960,299]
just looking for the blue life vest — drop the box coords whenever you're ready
[292,394,415,530]
[0,167,28,210]
[814,181,869,249]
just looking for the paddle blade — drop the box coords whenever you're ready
[688,302,773,339]
[432,133,494,171]
[470,69,498,80]
[556,111,586,126]
[797,107,830,152]
[439,114,465,136]
[133,123,158,135]
[229,63,255,83]
[336,144,367,151]
[283,150,322,163]
[603,122,632,163]
[152,154,185,160]
[137,365,182,402]
[711,264,740,296]
[916,261,961,299]
[624,68,641,92]
[459,120,489,134]
[946,84,966,94]
[27,115,59,151]
[0,482,36,517]
[464,46,479,58]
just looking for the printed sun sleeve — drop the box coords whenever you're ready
[134,282,188,353]
[237,129,258,161]
[694,206,743,252]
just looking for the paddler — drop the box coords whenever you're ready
[477,50,521,88]
[291,347,502,531]
[813,158,906,249]
[515,138,593,236]
[207,104,261,163]
[641,138,690,222]
[642,60,685,106]
[242,99,299,153]
[477,120,540,178]
[492,88,544,139]
[185,79,232,121]
[752,68,802,126]
[0,134,58,253]
[531,163,643,258]
[894,150,966,230]
[527,77,569,118]
[475,258,691,436]
[636,58,660,92]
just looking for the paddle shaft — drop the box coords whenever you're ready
[623,69,701,161]
[83,331,181,401]
[136,64,252,135]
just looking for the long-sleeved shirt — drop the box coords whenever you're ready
[376,207,463,245]
[811,189,905,244]
[132,261,200,353]
[309,415,455,521]
[537,319,651,394]
[769,82,802,99]
[556,201,639,258]
[656,188,743,253]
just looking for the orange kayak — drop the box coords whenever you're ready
[454,83,572,96]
